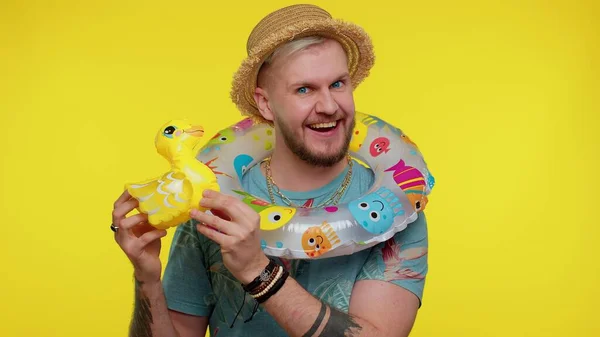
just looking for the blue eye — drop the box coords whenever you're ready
[331,80,343,88]
[297,87,308,94]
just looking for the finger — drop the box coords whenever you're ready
[116,214,150,241]
[115,222,156,247]
[113,189,132,209]
[190,209,237,236]
[211,209,231,222]
[196,222,229,246]
[137,229,168,249]
[120,213,149,231]
[112,199,139,224]
[131,222,158,238]
[199,191,254,224]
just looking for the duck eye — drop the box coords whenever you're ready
[164,126,176,135]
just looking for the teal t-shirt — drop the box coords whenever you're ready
[162,160,429,337]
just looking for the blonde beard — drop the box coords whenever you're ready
[275,117,355,167]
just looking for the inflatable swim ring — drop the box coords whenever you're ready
[196,111,435,259]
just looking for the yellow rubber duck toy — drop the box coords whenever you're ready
[125,120,220,229]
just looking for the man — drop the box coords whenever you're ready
[112,4,429,337]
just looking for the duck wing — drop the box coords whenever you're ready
[125,170,193,229]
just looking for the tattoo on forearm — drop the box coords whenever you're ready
[303,302,327,337]
[320,305,362,337]
[303,301,362,337]
[129,279,153,337]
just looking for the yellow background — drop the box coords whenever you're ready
[1,0,598,336]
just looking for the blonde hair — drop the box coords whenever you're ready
[263,36,327,66]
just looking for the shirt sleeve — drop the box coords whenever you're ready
[162,220,214,316]
[356,212,429,306]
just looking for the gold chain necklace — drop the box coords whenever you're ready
[264,155,353,208]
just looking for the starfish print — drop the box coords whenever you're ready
[203,157,232,178]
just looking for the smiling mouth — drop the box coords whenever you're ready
[307,120,339,132]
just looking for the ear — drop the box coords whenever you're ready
[254,86,274,122]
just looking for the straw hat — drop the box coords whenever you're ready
[230,4,375,122]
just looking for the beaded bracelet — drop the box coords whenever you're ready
[242,258,278,293]
[249,266,279,295]
[255,268,289,303]
[250,265,283,299]
[240,258,289,305]
[230,260,290,328]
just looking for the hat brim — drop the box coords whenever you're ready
[230,19,375,122]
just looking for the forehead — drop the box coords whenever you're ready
[273,39,349,84]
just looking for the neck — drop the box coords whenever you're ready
[265,145,348,192]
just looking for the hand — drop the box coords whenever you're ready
[112,190,168,284]
[191,189,269,284]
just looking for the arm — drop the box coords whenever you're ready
[301,212,428,336]
[112,191,209,337]
[128,278,209,337]
[192,191,426,337]
[259,275,419,337]
[129,279,179,337]
[169,310,209,337]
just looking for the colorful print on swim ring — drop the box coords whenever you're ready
[193,111,435,259]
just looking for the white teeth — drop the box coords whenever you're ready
[309,121,337,129]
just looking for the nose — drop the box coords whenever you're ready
[315,89,338,115]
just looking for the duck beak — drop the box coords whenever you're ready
[184,125,204,137]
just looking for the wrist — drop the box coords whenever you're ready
[239,254,270,285]
[134,273,162,289]
[134,278,164,300]
[239,256,290,304]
